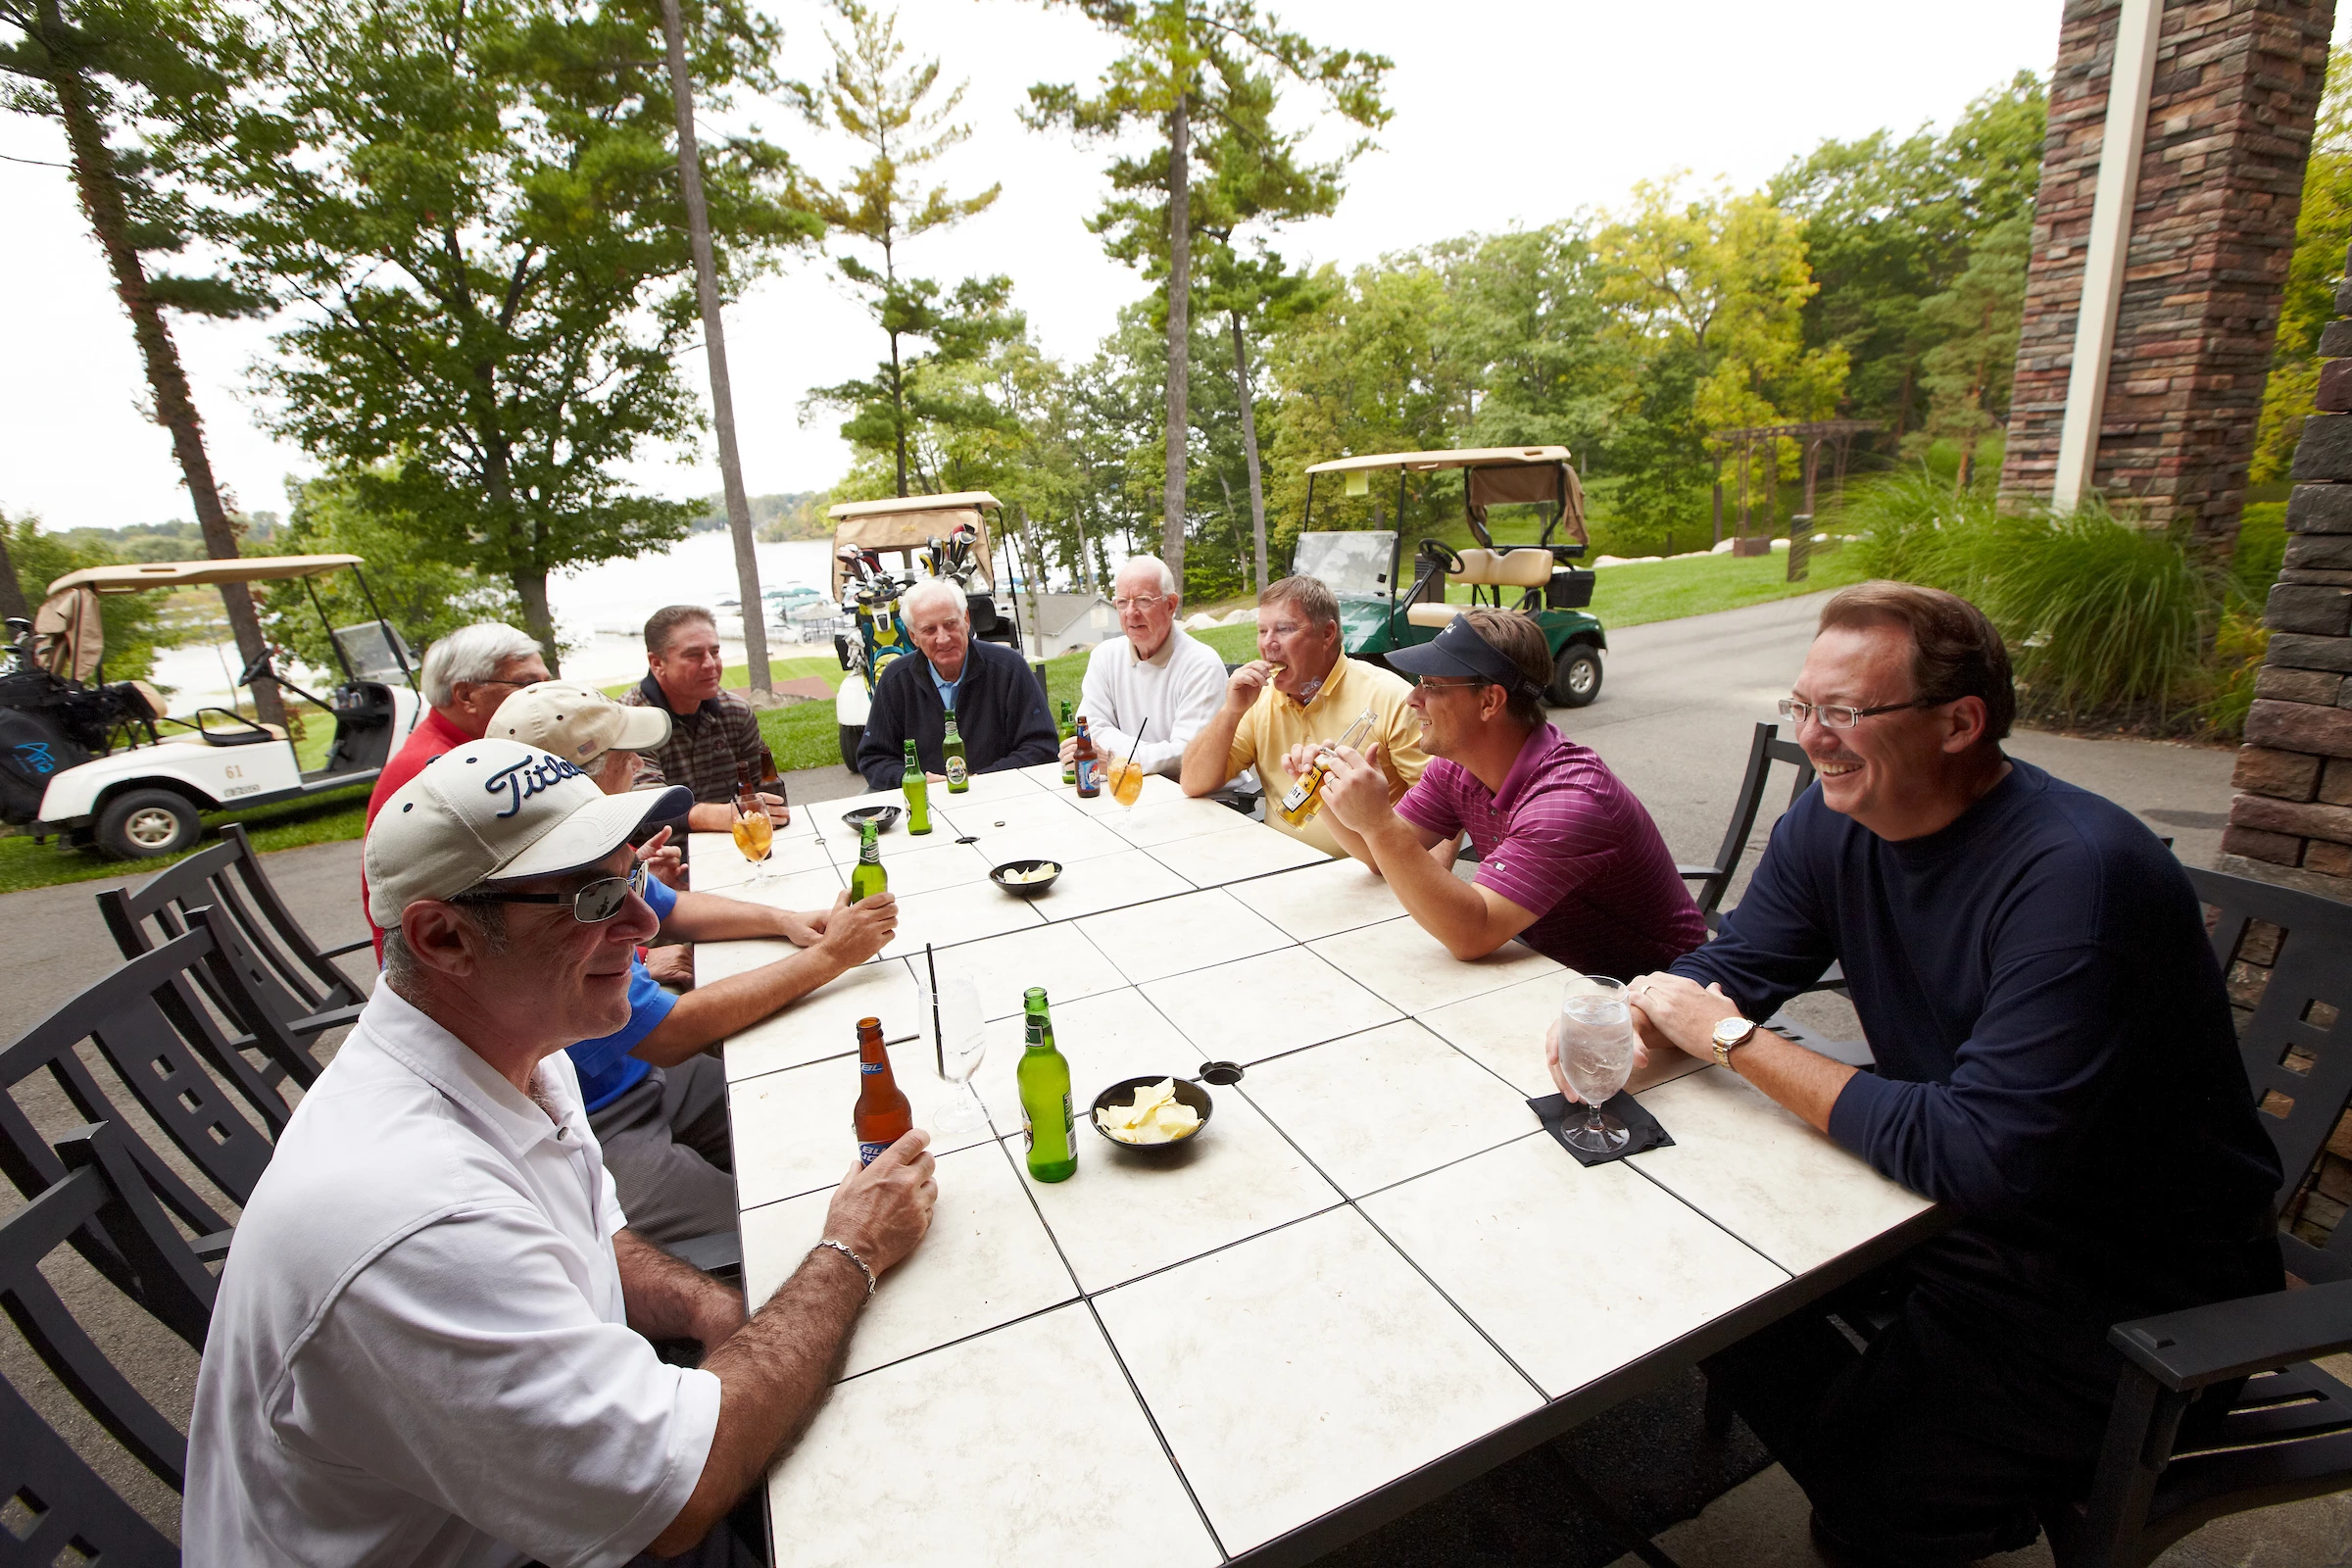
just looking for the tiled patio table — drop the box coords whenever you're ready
[692,771,1940,1567]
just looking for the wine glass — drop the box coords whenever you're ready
[1554,976,1637,1154]
[926,969,990,1136]
[1107,754,1147,808]
[731,792,778,888]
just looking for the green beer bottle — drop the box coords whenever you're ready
[1017,987,1076,1182]
[1058,700,1077,785]
[942,708,969,794]
[902,739,932,834]
[849,820,887,904]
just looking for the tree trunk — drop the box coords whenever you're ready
[38,0,283,724]
[1230,309,1268,594]
[514,566,558,671]
[0,528,30,624]
[662,0,767,695]
[1161,89,1191,588]
[890,329,909,498]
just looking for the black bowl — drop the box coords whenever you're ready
[990,858,1062,897]
[842,804,903,833]
[1090,1075,1212,1152]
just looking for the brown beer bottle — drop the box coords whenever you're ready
[853,1015,913,1165]
[1071,714,1102,798]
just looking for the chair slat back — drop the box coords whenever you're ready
[2183,865,2352,1285]
[190,903,329,1087]
[1689,723,1818,918]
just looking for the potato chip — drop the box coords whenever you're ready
[1097,1079,1200,1144]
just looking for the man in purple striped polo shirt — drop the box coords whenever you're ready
[1302,610,1706,979]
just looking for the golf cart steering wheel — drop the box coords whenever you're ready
[1420,540,1465,577]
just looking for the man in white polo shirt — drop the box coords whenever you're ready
[185,738,938,1567]
[1061,554,1226,777]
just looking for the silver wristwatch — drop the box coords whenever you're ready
[1710,1015,1759,1068]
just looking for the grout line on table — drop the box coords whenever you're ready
[1078,1293,1233,1560]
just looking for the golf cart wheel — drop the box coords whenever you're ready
[97,788,202,859]
[1550,644,1603,709]
[840,724,862,772]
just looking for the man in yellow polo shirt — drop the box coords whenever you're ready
[1180,574,1428,856]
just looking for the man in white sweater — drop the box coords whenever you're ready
[1062,555,1229,776]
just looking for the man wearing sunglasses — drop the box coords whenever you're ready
[189,737,939,1567]
[1298,609,1705,979]
[1602,583,2279,1567]
[493,681,899,1248]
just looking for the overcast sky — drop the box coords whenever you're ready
[1,0,2068,534]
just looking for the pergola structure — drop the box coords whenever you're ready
[1704,419,1881,556]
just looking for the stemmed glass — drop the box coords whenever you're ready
[731,791,778,889]
[1554,976,1637,1154]
[926,968,990,1136]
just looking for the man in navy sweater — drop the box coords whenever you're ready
[1606,582,2279,1566]
[856,578,1058,792]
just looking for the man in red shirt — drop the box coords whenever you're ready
[363,623,552,956]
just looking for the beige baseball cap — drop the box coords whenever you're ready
[488,680,670,764]
[366,737,689,929]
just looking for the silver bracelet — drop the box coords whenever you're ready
[813,1238,875,1297]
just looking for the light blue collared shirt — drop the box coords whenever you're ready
[928,655,964,715]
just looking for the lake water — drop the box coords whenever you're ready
[146,531,843,711]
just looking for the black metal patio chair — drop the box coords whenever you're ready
[97,820,369,1087]
[0,1121,216,1568]
[3,926,287,1294]
[2034,866,2352,1566]
[1679,721,1816,925]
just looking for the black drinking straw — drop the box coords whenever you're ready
[926,941,944,1078]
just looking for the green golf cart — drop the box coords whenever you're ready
[1294,446,1607,707]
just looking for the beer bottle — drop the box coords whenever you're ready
[849,819,888,903]
[1058,700,1077,785]
[942,707,969,794]
[1016,987,1075,1182]
[1276,708,1379,828]
[902,739,932,834]
[853,1015,913,1165]
[758,742,789,811]
[1071,715,1101,799]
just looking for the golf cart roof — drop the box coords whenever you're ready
[826,492,999,599]
[1304,447,1573,474]
[48,554,367,595]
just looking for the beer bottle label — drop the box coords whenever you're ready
[947,756,967,786]
[1075,759,1099,792]
[858,1140,891,1165]
[1280,771,1315,812]
[860,1059,884,1074]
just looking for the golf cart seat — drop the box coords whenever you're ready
[1405,601,1465,627]
[1454,548,1555,589]
[162,709,285,748]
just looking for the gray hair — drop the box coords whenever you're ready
[380,902,508,992]
[421,622,544,708]
[902,578,968,624]
[1118,556,1179,598]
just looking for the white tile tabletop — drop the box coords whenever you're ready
[962,810,1136,867]
[938,786,1092,836]
[967,986,1202,1131]
[1143,946,1400,1057]
[800,791,911,848]
[1070,767,1187,817]
[686,829,834,885]
[765,1302,1222,1568]
[1224,854,1408,942]
[1011,846,1195,921]
[729,1035,996,1206]
[1415,971,1573,1098]
[1075,887,1293,984]
[720,956,922,1083]
[878,874,1047,961]
[1361,1133,1791,1398]
[922,920,1130,1022]
[737,1139,1077,1379]
[1094,1206,1542,1553]
[1146,820,1334,886]
[1015,1084,1341,1292]
[704,863,845,917]
[1630,1067,1936,1274]
[859,837,993,898]
[1308,917,1563,1015]
[936,766,1050,805]
[1106,794,1256,848]
[1240,1020,1542,1198]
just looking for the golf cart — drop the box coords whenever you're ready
[0,554,422,858]
[827,491,1020,769]
[1296,446,1608,708]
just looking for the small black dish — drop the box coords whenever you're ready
[1090,1075,1213,1152]
[842,804,903,833]
[990,858,1062,897]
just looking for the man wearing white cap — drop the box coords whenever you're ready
[491,682,899,1245]
[186,737,937,1567]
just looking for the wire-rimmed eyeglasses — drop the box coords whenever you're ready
[1111,594,1169,612]
[1777,697,1943,731]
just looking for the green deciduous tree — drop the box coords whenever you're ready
[801,0,1004,497]
[2254,52,2352,486]
[192,0,819,666]
[1909,212,2029,489]
[1023,0,1388,589]
[1,0,285,721]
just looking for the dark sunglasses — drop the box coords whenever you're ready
[456,862,648,923]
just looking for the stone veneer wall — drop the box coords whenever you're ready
[1999,0,2332,549]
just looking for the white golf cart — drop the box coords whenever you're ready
[0,554,423,858]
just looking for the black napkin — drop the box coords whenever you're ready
[1526,1092,1674,1167]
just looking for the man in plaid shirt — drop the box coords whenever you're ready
[620,606,788,831]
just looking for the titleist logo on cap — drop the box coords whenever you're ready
[485,754,587,817]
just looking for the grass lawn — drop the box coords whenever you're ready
[0,552,1864,892]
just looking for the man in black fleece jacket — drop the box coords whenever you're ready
[1600,582,2280,1567]
[856,579,1057,791]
